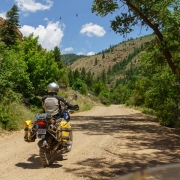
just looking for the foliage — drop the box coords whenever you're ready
[61,53,86,65]
[0,4,21,47]
[92,80,108,96]
[92,0,180,128]
[0,42,32,101]
[72,78,88,95]
[53,46,65,69]
[92,0,180,76]
[98,91,110,105]
[111,84,132,104]
[15,34,65,98]
[131,49,180,127]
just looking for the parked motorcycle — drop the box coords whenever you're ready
[24,94,79,167]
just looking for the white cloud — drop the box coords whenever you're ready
[87,52,95,56]
[44,17,48,21]
[20,21,65,51]
[77,52,85,55]
[64,47,74,52]
[80,23,106,37]
[15,0,53,12]
[0,12,6,19]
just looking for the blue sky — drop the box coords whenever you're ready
[0,0,153,55]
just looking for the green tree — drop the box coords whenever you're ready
[131,49,180,127]
[53,46,65,69]
[0,42,32,100]
[81,67,86,81]
[72,78,88,95]
[16,34,62,97]
[0,5,21,47]
[86,71,94,88]
[92,80,108,96]
[101,69,107,83]
[102,51,105,59]
[92,0,180,77]
[68,69,74,86]
[73,68,81,80]
[94,58,98,65]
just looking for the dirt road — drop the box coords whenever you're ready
[0,105,180,180]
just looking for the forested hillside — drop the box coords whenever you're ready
[68,35,154,87]
[61,53,86,65]
[0,1,180,131]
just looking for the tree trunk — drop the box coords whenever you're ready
[127,2,179,77]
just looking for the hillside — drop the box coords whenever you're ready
[0,17,23,37]
[68,35,154,85]
[61,53,86,65]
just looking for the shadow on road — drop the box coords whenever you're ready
[15,153,63,169]
[64,113,180,179]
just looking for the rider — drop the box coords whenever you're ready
[42,82,78,153]
[42,82,77,119]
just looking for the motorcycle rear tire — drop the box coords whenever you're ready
[39,136,55,167]
[39,146,55,167]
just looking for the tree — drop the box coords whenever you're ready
[53,46,65,69]
[92,0,180,77]
[81,67,86,81]
[0,5,21,47]
[102,51,105,59]
[86,71,94,88]
[72,78,88,95]
[94,58,98,65]
[68,69,74,86]
[73,69,81,80]
[16,34,62,97]
[101,69,107,83]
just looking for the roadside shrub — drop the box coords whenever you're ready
[72,78,88,95]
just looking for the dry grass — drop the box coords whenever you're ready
[60,88,103,112]
[69,35,154,79]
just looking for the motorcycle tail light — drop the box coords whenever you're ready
[37,121,47,126]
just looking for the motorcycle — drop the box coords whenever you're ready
[24,94,79,167]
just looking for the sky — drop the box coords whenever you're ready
[0,0,153,56]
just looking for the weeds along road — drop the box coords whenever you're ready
[0,105,180,180]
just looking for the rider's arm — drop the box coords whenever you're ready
[56,95,74,108]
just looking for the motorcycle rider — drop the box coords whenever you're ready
[42,82,78,152]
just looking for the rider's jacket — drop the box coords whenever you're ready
[42,94,70,116]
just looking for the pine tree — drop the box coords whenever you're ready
[53,46,65,69]
[81,67,86,81]
[0,5,21,47]
[73,69,81,81]
[68,69,74,86]
[86,71,94,88]
[101,69,107,83]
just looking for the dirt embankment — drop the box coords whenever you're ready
[0,105,180,180]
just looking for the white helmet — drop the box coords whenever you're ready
[47,82,59,93]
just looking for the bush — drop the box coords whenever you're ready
[72,78,88,95]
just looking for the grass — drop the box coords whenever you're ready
[0,88,103,132]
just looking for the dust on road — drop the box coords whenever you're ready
[0,105,180,180]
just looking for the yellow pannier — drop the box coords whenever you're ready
[24,120,36,142]
[57,120,72,143]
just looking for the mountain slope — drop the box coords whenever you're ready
[68,35,154,79]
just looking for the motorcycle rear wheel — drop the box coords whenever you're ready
[39,146,55,167]
[39,136,56,167]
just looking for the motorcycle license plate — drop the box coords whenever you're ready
[38,129,46,135]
